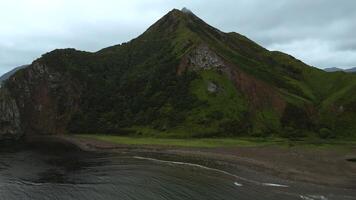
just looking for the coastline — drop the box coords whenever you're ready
[48,135,356,189]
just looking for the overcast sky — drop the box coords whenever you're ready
[1,0,356,75]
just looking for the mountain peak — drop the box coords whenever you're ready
[142,8,201,37]
[181,7,193,14]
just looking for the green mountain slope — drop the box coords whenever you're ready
[1,8,356,139]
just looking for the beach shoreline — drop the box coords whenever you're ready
[27,135,356,190]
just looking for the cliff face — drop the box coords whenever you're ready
[0,61,82,139]
[0,87,22,140]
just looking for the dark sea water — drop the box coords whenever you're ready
[0,141,355,200]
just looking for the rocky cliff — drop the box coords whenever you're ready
[0,87,22,140]
[0,60,82,139]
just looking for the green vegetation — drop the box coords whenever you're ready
[76,134,356,149]
[183,70,249,136]
[76,134,272,148]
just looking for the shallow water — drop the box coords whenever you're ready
[0,142,355,200]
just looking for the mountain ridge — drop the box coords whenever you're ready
[1,8,355,140]
[324,67,356,73]
[346,67,356,73]
[0,65,28,85]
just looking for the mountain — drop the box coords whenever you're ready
[0,65,28,85]
[324,67,356,73]
[1,8,356,140]
[345,67,356,73]
[324,67,343,72]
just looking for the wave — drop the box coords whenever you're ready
[133,156,289,188]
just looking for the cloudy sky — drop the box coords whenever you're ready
[1,0,356,75]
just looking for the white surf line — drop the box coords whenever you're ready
[262,183,289,188]
[133,156,249,186]
[308,195,328,200]
[299,195,329,200]
[300,195,315,200]
[234,182,243,187]
[12,180,43,186]
[133,156,289,188]
[12,180,112,188]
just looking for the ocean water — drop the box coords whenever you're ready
[0,141,354,200]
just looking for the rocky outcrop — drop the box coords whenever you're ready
[0,87,22,140]
[178,44,229,74]
[0,61,82,139]
[207,81,219,93]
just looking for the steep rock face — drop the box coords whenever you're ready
[0,88,22,140]
[3,61,82,137]
[183,45,226,71]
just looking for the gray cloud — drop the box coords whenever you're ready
[1,0,356,75]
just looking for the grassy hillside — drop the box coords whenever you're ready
[76,134,356,149]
